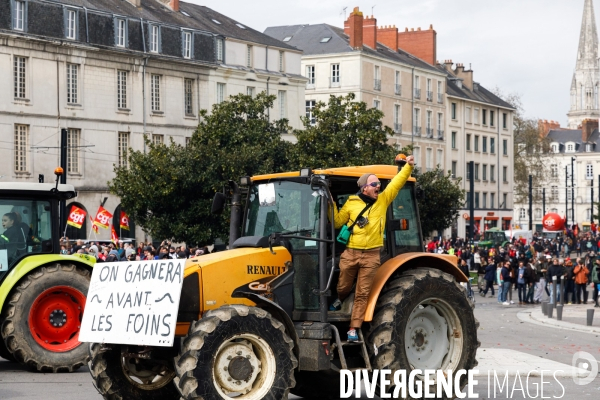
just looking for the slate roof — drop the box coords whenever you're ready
[546,128,599,153]
[437,67,514,109]
[47,0,297,50]
[264,24,442,74]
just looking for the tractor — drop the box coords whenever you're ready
[477,227,509,249]
[0,168,95,372]
[88,161,478,399]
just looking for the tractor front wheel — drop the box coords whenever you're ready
[1,263,90,372]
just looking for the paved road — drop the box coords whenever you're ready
[0,290,598,399]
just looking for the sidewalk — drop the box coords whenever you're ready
[517,303,600,335]
[475,348,589,377]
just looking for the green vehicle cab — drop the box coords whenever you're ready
[477,227,509,249]
[0,172,95,372]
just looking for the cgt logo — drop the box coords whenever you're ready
[572,351,598,386]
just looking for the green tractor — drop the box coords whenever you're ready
[477,227,509,249]
[0,170,95,371]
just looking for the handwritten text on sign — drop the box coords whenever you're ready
[79,260,184,347]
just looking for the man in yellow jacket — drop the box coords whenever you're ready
[330,155,414,341]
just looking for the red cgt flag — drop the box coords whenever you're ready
[66,205,87,229]
[89,214,98,234]
[111,224,119,246]
[93,206,113,230]
[120,211,130,231]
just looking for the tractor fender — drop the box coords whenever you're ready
[0,254,96,313]
[364,252,467,322]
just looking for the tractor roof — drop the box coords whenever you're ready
[0,183,77,199]
[253,165,417,182]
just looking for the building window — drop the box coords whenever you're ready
[426,110,432,137]
[483,164,487,181]
[14,56,26,99]
[306,100,316,125]
[519,208,526,219]
[426,78,432,101]
[474,163,480,180]
[451,102,457,119]
[413,147,420,167]
[551,143,558,153]
[247,45,252,67]
[331,64,340,86]
[482,136,487,153]
[465,192,470,209]
[393,104,401,133]
[503,139,508,155]
[184,78,194,116]
[66,63,78,104]
[474,108,479,124]
[306,65,315,87]
[217,82,225,104]
[482,109,487,125]
[586,208,592,220]
[182,31,192,59]
[395,71,401,95]
[150,74,161,111]
[413,108,421,135]
[437,80,443,103]
[278,90,286,119]
[67,128,80,174]
[466,106,471,123]
[247,86,255,97]
[490,165,495,182]
[14,124,29,172]
[466,163,471,180]
[567,143,575,152]
[490,193,495,208]
[150,25,160,53]
[451,131,456,149]
[216,38,224,62]
[152,134,164,146]
[503,113,508,129]
[65,9,77,40]
[374,66,381,90]
[13,0,25,31]
[490,138,495,154]
[414,75,420,98]
[115,18,127,47]
[586,143,592,152]
[490,110,495,127]
[503,166,507,182]
[475,192,480,209]
[279,51,284,72]
[503,194,508,209]
[373,99,381,110]
[426,148,433,171]
[551,164,558,177]
[118,132,129,168]
[466,134,471,151]
[451,161,457,178]
[117,70,127,109]
[437,149,443,167]
[185,137,191,147]
[474,135,479,152]
[551,186,558,200]
[483,193,487,208]
[587,164,594,178]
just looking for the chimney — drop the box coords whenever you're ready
[582,118,598,142]
[363,14,377,49]
[397,24,437,65]
[127,0,141,6]
[378,25,398,50]
[157,0,179,11]
[346,7,363,50]
[538,119,562,137]
[453,62,474,90]
[442,59,454,74]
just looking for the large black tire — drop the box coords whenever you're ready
[0,335,16,362]
[88,343,180,400]
[176,305,297,400]
[1,263,90,372]
[366,267,479,399]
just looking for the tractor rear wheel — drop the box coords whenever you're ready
[1,263,90,372]
[366,267,479,397]
[176,305,297,400]
[88,343,180,399]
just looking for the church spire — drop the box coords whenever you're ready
[576,0,598,71]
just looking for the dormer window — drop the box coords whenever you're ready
[115,18,127,47]
[65,9,77,40]
[566,142,575,153]
[586,143,592,152]
[551,143,558,153]
[182,31,193,59]
[149,25,161,53]
[13,0,26,31]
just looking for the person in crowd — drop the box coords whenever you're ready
[547,258,566,304]
[564,257,576,304]
[516,260,527,305]
[591,257,600,307]
[481,257,496,297]
[500,261,512,305]
[573,257,589,304]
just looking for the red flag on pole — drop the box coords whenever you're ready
[111,224,119,246]
[120,211,130,231]
[66,205,87,229]
[93,206,113,230]
[89,214,98,234]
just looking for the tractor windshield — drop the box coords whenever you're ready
[244,180,321,241]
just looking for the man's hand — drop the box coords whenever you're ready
[406,155,415,166]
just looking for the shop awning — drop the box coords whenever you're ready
[484,216,499,221]
[501,217,512,220]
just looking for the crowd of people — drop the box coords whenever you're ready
[60,238,211,262]
[426,233,600,308]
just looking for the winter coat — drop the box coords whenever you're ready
[332,163,413,250]
[546,264,566,282]
[573,264,589,285]
[484,263,496,281]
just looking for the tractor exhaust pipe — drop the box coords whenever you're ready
[228,180,242,248]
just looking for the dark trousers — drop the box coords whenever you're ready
[565,280,576,303]
[576,283,589,304]
[517,283,527,302]
[483,279,494,296]
[594,284,599,305]
[526,284,534,303]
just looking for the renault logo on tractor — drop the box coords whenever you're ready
[246,265,287,275]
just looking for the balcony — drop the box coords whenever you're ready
[414,88,421,99]
[426,91,433,102]
[438,93,443,103]
[395,84,402,96]
[329,77,340,88]
[437,129,444,140]
[426,127,434,138]
[413,126,421,136]
[394,123,402,134]
[374,79,381,91]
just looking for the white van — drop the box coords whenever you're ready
[506,229,533,245]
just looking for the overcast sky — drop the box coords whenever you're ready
[190,0,588,125]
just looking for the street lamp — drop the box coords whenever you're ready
[571,156,576,225]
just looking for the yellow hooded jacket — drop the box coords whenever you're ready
[331,164,414,250]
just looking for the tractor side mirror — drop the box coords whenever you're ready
[211,192,226,214]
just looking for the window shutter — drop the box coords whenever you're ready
[63,7,68,38]
[158,26,162,53]
[113,17,118,45]
[124,19,128,47]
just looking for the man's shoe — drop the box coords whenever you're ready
[567,302,572,305]
[480,292,485,297]
[502,302,510,306]
[347,329,359,342]
[510,301,515,304]
[329,299,342,311]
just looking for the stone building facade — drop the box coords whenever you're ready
[0,0,305,241]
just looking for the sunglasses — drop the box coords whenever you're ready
[365,181,381,188]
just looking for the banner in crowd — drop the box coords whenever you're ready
[111,225,119,245]
[66,205,87,229]
[93,207,113,230]
[120,211,130,231]
[90,214,98,234]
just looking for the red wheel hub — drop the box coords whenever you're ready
[28,286,86,352]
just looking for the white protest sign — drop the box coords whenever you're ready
[0,249,7,272]
[79,260,184,347]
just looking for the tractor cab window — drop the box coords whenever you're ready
[390,184,422,254]
[0,200,52,274]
